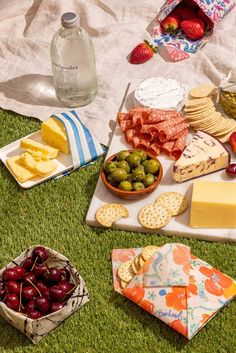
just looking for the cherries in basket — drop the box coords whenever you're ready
[0,246,77,319]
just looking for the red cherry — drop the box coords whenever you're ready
[32,246,48,264]
[58,281,74,294]
[13,266,26,278]
[28,309,42,319]
[60,268,71,282]
[43,268,62,285]
[36,281,48,295]
[3,268,21,282]
[25,300,35,313]
[23,272,37,285]
[5,293,19,311]
[44,289,50,301]
[22,286,38,300]
[21,257,34,271]
[50,302,64,313]
[33,264,48,277]
[6,281,21,295]
[50,285,66,302]
[35,297,49,314]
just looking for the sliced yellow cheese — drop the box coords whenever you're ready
[6,155,37,183]
[20,152,57,176]
[20,139,58,159]
[190,180,236,228]
[41,117,70,154]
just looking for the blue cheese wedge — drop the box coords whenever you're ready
[134,77,185,110]
[173,131,230,183]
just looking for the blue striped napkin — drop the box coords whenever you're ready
[52,110,105,179]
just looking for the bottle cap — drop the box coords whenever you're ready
[61,12,78,28]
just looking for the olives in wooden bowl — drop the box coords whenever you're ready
[101,149,163,199]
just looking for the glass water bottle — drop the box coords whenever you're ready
[50,12,97,107]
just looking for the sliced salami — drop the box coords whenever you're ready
[131,112,143,127]
[161,140,175,156]
[148,143,161,157]
[170,129,188,160]
[120,119,132,132]
[125,128,140,143]
[159,121,189,143]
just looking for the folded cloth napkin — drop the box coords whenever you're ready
[112,243,236,339]
[52,110,105,179]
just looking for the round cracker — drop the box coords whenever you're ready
[186,106,216,119]
[138,255,145,269]
[190,84,217,98]
[141,245,159,262]
[134,255,140,271]
[185,97,212,107]
[131,260,138,275]
[117,260,134,283]
[120,280,128,289]
[184,102,214,113]
[96,203,129,227]
[155,192,188,216]
[138,203,171,229]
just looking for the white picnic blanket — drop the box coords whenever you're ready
[0,0,235,146]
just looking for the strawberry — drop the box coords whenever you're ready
[181,18,205,40]
[161,14,180,34]
[176,7,196,20]
[197,9,213,29]
[229,132,236,153]
[129,40,157,64]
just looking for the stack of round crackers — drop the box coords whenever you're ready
[184,84,236,143]
[117,245,160,288]
[138,192,188,229]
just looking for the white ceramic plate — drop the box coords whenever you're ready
[0,131,73,189]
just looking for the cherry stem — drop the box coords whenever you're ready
[66,284,78,296]
[30,257,38,271]
[27,279,42,297]
[41,260,50,273]
[18,283,23,311]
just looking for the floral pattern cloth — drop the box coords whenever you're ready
[112,243,236,339]
[152,0,235,60]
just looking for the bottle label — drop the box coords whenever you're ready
[53,62,79,71]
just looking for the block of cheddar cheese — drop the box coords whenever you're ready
[41,117,70,154]
[190,180,236,228]
[20,139,58,159]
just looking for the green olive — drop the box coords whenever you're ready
[117,160,130,174]
[126,174,133,183]
[141,160,149,169]
[104,161,117,175]
[126,153,141,168]
[117,150,130,161]
[144,159,160,174]
[106,174,117,187]
[133,149,147,162]
[143,173,156,187]
[111,168,128,182]
[132,182,145,191]
[118,181,132,191]
[132,166,146,182]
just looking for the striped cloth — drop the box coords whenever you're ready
[52,110,105,179]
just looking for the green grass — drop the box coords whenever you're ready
[0,109,235,353]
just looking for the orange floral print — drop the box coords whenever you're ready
[200,314,211,325]
[122,286,144,304]
[170,319,188,337]
[165,287,187,311]
[200,266,233,297]
[187,275,198,295]
[112,249,136,263]
[223,282,236,299]
[139,300,155,314]
[173,245,190,275]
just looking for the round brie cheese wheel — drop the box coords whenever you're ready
[134,77,185,111]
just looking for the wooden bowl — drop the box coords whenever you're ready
[100,150,163,200]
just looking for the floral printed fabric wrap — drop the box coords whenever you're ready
[112,243,236,339]
[152,0,235,61]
